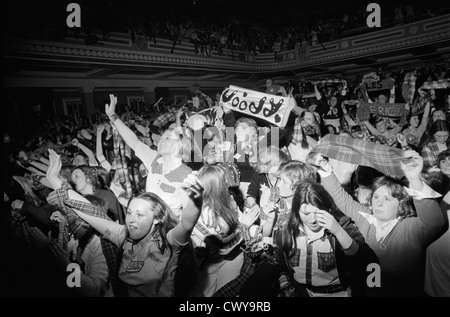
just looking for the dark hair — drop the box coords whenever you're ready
[279,181,344,258]
[421,119,450,149]
[436,149,450,165]
[421,166,444,195]
[325,124,337,134]
[60,164,75,183]
[93,166,111,189]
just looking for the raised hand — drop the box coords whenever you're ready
[315,154,333,173]
[315,209,342,235]
[71,138,79,147]
[400,149,423,180]
[79,129,92,140]
[105,94,118,119]
[241,204,261,227]
[48,238,70,269]
[11,199,24,210]
[181,171,203,209]
[97,124,105,134]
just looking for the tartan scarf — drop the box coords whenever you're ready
[309,79,347,86]
[356,102,409,127]
[313,134,404,177]
[402,72,416,104]
[47,184,126,297]
[113,129,133,199]
[419,79,450,92]
[192,219,243,256]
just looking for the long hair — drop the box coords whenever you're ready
[93,166,111,189]
[420,119,450,149]
[370,176,415,219]
[128,192,179,255]
[279,181,344,258]
[197,164,240,236]
[166,127,192,163]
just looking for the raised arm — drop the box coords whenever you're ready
[316,156,371,231]
[105,94,143,152]
[46,149,63,189]
[95,124,112,171]
[71,138,98,166]
[363,120,381,136]
[68,189,126,248]
[171,175,204,245]
[417,101,431,135]
[400,150,445,244]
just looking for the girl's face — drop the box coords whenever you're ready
[71,169,89,193]
[434,131,449,144]
[433,110,446,122]
[72,154,87,166]
[278,173,294,198]
[439,157,450,176]
[330,97,338,107]
[126,198,156,240]
[236,124,257,147]
[378,95,387,104]
[371,185,399,222]
[157,130,180,156]
[300,204,322,232]
[303,112,314,126]
[409,115,419,128]
[375,120,387,133]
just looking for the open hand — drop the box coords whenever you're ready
[105,94,118,118]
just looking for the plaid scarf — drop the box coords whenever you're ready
[113,129,133,199]
[419,79,450,91]
[309,79,347,86]
[47,184,126,297]
[313,134,404,177]
[411,90,434,115]
[356,102,408,127]
[402,72,417,104]
[192,220,243,256]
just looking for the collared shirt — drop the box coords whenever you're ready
[290,226,341,289]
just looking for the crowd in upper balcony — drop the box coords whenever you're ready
[6,0,450,58]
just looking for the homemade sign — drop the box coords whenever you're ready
[363,78,395,92]
[220,85,295,128]
[356,102,408,126]
[362,72,380,84]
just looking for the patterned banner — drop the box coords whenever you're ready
[220,85,295,128]
[356,102,408,126]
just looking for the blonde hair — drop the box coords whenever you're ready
[167,127,192,162]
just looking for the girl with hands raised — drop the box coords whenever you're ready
[317,150,445,296]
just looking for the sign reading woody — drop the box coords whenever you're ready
[220,85,295,128]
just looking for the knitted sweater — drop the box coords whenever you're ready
[321,172,444,297]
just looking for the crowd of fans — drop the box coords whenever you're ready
[8,0,450,58]
[3,57,450,297]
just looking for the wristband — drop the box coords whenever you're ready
[109,114,119,123]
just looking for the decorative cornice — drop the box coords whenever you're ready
[4,14,450,72]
